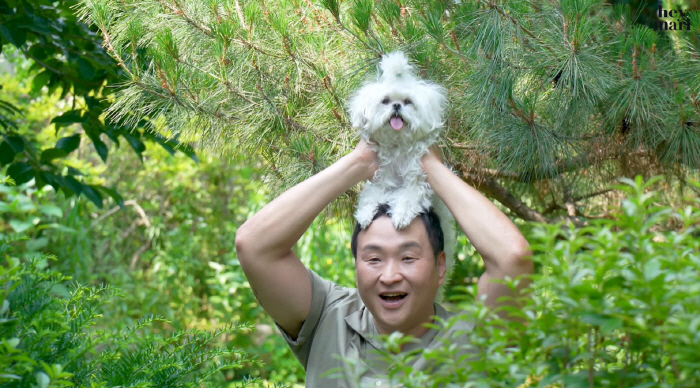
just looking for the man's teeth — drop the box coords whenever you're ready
[380,293,407,300]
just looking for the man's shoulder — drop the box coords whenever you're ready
[308,269,364,319]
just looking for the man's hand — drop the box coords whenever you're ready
[350,138,379,181]
[421,144,444,173]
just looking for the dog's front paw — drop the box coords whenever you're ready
[355,203,377,229]
[391,210,415,230]
[388,188,426,229]
[390,200,419,229]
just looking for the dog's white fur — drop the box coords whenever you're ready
[348,52,456,286]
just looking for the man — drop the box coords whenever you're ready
[235,139,532,387]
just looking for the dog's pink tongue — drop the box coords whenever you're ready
[390,117,404,130]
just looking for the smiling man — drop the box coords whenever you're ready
[235,140,532,387]
[353,205,447,339]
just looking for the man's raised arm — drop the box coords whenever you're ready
[235,140,377,338]
[422,148,533,316]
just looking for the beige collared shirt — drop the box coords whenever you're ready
[276,269,474,387]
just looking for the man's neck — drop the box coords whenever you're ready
[375,304,437,339]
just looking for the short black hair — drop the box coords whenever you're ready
[351,204,444,259]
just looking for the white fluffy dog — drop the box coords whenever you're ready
[349,51,448,230]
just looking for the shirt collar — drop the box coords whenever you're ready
[344,303,449,351]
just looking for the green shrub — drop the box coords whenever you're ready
[365,176,700,387]
[0,236,261,388]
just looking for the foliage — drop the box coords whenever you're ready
[77,0,700,223]
[0,235,262,388]
[22,144,305,384]
[0,0,196,209]
[0,176,75,255]
[363,176,700,387]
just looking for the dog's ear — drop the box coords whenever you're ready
[348,90,368,130]
[413,81,448,130]
[348,83,380,130]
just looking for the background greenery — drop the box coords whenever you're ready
[2,0,700,387]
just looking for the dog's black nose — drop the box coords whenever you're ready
[393,103,401,111]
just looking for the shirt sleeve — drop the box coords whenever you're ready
[274,268,333,369]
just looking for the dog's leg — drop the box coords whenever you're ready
[355,182,385,228]
[390,184,431,229]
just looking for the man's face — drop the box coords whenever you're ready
[355,216,446,337]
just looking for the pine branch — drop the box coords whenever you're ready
[457,164,549,222]
[74,0,700,215]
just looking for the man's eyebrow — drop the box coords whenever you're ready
[399,241,421,250]
[361,242,421,251]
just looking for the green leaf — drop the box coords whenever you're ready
[630,383,657,388]
[7,162,34,185]
[123,131,146,155]
[35,371,49,388]
[81,184,104,208]
[600,316,623,334]
[2,135,25,153]
[31,70,52,94]
[26,237,49,251]
[62,176,83,196]
[55,134,81,153]
[580,312,610,327]
[77,57,97,80]
[38,205,63,218]
[0,141,15,165]
[42,223,76,233]
[66,167,84,176]
[9,219,35,233]
[643,258,662,281]
[95,185,125,209]
[87,132,109,162]
[0,23,27,47]
[40,148,68,163]
[51,110,85,129]
[38,172,64,192]
[49,284,71,298]
[143,131,197,162]
[0,99,22,115]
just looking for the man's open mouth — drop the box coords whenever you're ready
[389,114,404,131]
[380,292,407,302]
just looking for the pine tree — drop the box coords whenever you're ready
[77,0,700,223]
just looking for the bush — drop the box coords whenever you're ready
[0,235,260,388]
[366,177,700,387]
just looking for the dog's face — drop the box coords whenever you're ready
[349,79,446,144]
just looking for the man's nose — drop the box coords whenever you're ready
[379,261,402,284]
[392,103,401,111]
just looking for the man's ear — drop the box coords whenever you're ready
[437,251,447,286]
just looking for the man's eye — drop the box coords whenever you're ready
[404,99,412,105]
[402,257,416,262]
[381,98,390,105]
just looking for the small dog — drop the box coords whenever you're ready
[348,52,448,230]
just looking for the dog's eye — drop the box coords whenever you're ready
[382,98,390,105]
[404,99,412,105]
